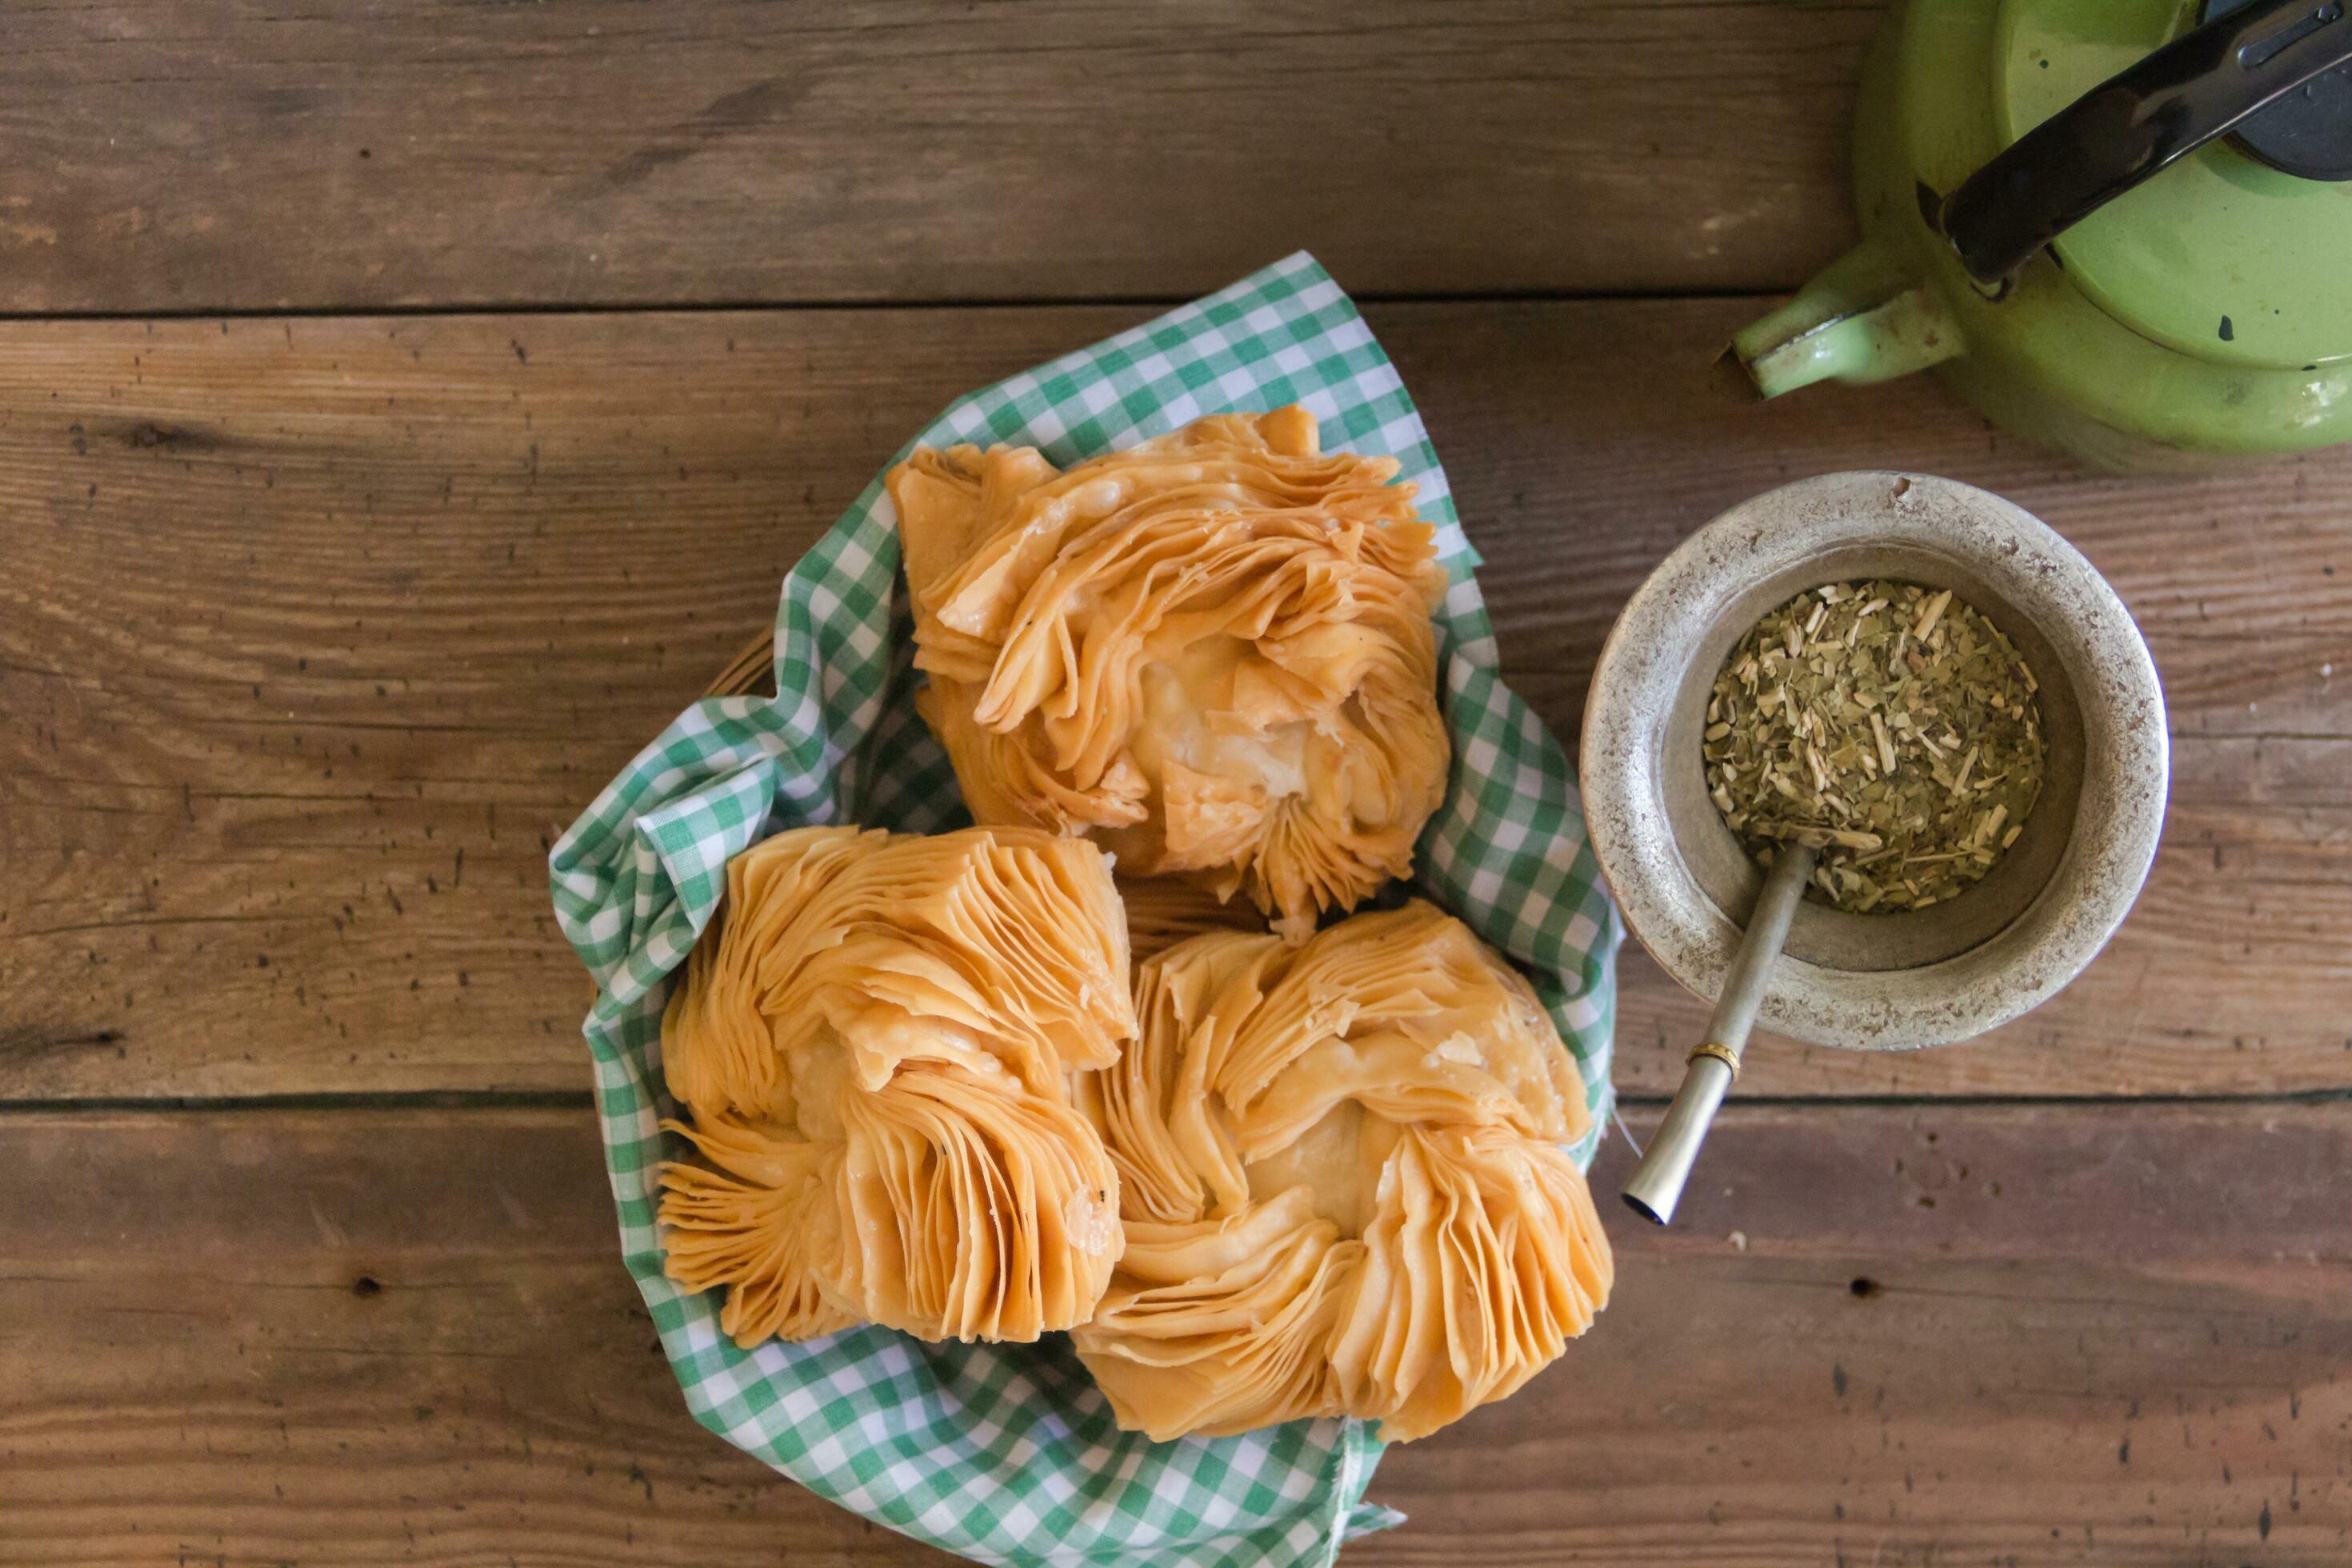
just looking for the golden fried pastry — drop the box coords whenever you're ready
[658,825,1130,1346]
[890,407,1452,936]
[1070,902,1612,1442]
[1118,874,1270,964]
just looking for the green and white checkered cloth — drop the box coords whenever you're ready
[549,253,1620,1568]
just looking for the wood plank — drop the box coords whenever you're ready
[0,1,1874,312]
[2,1102,2342,1564]
[0,1105,942,1566]
[4,300,2349,1101]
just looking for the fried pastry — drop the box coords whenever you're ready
[890,407,1451,936]
[658,825,1130,1346]
[1071,901,1612,1442]
[1117,874,1270,963]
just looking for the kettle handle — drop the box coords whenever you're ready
[1930,0,2352,294]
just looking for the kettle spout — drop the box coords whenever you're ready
[1731,240,1962,399]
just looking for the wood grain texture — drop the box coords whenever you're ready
[4,300,2348,1102]
[2,1102,2343,1565]
[0,0,1871,313]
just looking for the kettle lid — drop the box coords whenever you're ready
[2207,0,2352,179]
[1999,0,2352,370]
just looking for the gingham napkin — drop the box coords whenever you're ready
[549,253,1620,1567]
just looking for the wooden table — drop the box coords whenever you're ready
[5,5,2346,1562]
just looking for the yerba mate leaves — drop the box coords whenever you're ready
[1704,580,2045,914]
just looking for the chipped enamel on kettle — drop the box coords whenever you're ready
[1734,0,2352,470]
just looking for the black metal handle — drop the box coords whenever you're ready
[1929,0,2352,293]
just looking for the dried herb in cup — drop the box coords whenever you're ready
[1704,579,2045,914]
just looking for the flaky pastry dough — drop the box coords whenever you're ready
[1118,874,1270,963]
[1071,901,1612,1442]
[658,826,1130,1345]
[890,407,1450,935]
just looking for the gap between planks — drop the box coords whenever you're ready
[0,283,1781,326]
[6,1087,2352,1118]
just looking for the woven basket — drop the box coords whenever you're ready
[705,630,774,702]
[552,253,1617,1566]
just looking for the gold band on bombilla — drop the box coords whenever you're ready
[1686,1041,1741,1082]
[1622,843,1817,1225]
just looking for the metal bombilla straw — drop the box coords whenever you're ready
[1622,839,1818,1225]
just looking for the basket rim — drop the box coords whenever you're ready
[706,629,774,700]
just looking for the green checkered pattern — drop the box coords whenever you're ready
[549,253,1620,1568]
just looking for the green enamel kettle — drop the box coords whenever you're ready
[1734,0,2352,469]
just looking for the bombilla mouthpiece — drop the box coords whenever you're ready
[1621,1053,1737,1225]
[1621,842,1817,1225]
